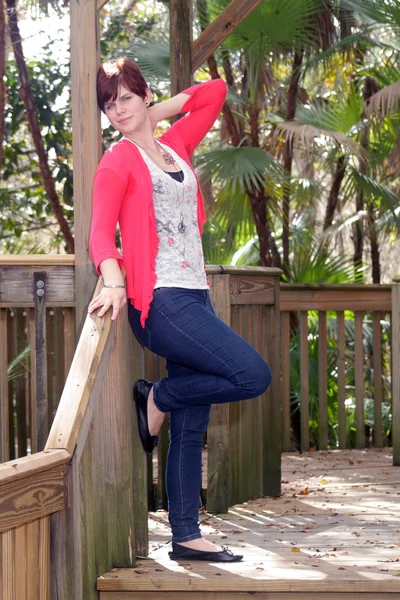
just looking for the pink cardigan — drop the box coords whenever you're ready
[89,78,228,327]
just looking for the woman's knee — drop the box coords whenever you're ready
[235,354,272,398]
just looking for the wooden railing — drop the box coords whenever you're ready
[0,267,148,599]
[280,284,392,452]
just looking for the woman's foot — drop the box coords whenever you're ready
[147,385,165,436]
[177,538,222,552]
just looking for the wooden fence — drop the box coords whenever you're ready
[280,283,392,452]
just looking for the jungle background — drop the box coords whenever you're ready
[1,0,400,449]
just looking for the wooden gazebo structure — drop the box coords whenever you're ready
[0,1,285,598]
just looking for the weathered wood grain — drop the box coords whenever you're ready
[35,272,48,452]
[0,265,75,307]
[392,279,400,465]
[170,0,192,97]
[0,309,9,463]
[372,311,383,447]
[354,312,365,449]
[318,312,327,450]
[207,274,230,513]
[336,311,346,449]
[191,0,265,72]
[281,312,291,452]
[230,275,275,305]
[299,312,309,451]
[280,285,391,312]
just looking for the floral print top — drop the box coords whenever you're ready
[131,139,209,290]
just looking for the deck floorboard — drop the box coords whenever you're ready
[99,449,400,596]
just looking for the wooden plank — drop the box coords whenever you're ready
[0,309,9,463]
[372,312,383,447]
[26,520,40,600]
[29,309,37,454]
[38,516,50,600]
[170,0,192,97]
[262,276,281,496]
[336,311,346,449]
[299,312,309,451]
[156,357,169,511]
[0,448,69,482]
[45,279,115,455]
[46,309,55,435]
[280,286,391,312]
[15,309,27,457]
[0,462,65,533]
[354,312,365,449]
[207,274,230,513]
[63,307,75,381]
[14,522,27,599]
[251,304,263,499]
[238,304,252,502]
[191,0,265,72]
[7,310,15,460]
[393,278,400,465]
[101,594,400,600]
[230,275,275,305]
[1,529,15,600]
[318,312,328,450]
[0,265,75,307]
[228,305,240,506]
[0,255,75,266]
[281,312,291,452]
[35,272,48,452]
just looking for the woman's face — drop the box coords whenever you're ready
[104,84,151,134]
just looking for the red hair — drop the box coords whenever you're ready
[97,57,148,112]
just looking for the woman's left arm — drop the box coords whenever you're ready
[148,93,191,129]
[151,79,228,156]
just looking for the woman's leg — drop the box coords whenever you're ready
[130,288,271,414]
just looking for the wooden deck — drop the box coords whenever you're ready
[98,449,400,598]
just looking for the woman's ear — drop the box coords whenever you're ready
[145,88,152,107]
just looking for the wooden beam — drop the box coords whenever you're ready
[0,265,75,308]
[70,0,101,336]
[191,0,264,73]
[170,0,193,96]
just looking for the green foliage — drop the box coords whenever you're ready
[1,43,72,253]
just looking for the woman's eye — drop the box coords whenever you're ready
[123,96,131,101]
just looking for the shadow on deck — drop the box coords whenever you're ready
[98,448,400,598]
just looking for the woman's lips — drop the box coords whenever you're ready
[119,116,131,124]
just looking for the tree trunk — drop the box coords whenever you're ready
[282,52,303,277]
[0,0,6,178]
[247,187,281,268]
[323,154,346,231]
[367,200,380,284]
[354,77,380,280]
[6,0,75,252]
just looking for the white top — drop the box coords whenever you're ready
[124,138,209,290]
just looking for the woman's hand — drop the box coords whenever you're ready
[87,287,127,321]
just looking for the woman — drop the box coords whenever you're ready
[88,57,272,563]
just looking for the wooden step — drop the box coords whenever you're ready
[98,557,400,598]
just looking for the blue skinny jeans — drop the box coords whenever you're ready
[128,287,271,543]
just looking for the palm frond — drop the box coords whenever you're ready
[365,80,400,119]
[195,146,287,195]
[278,121,362,157]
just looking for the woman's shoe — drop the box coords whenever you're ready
[133,379,157,454]
[169,541,243,562]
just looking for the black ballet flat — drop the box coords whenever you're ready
[169,541,243,562]
[133,379,157,454]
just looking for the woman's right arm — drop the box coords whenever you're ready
[88,162,128,320]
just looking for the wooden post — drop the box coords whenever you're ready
[392,277,400,465]
[0,309,9,462]
[318,311,328,450]
[34,272,48,452]
[49,0,146,597]
[300,312,310,451]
